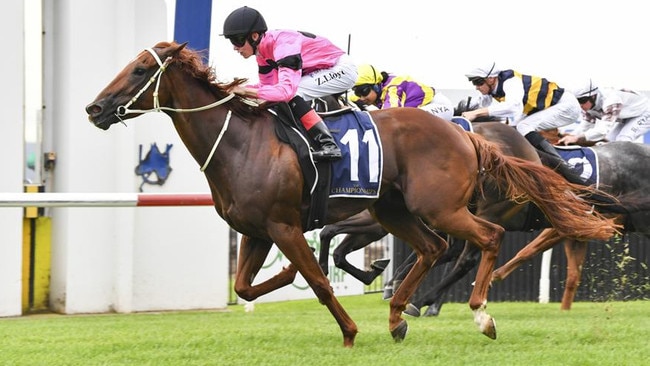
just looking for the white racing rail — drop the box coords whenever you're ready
[0,193,214,207]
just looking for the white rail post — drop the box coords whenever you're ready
[539,248,553,303]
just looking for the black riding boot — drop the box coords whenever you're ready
[307,121,342,161]
[525,131,585,184]
[289,96,341,161]
[524,131,562,159]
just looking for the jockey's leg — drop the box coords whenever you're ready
[289,95,341,161]
[524,130,562,159]
[524,130,585,184]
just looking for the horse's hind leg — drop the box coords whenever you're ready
[426,243,481,316]
[459,219,504,340]
[234,235,298,301]
[492,229,563,282]
[372,198,449,342]
[561,239,588,311]
[416,205,505,339]
[269,225,358,347]
[408,241,481,317]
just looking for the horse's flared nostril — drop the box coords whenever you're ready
[85,103,102,116]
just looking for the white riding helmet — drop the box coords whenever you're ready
[465,62,501,79]
[573,79,599,99]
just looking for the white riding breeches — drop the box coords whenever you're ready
[420,92,454,121]
[607,113,650,142]
[516,92,582,136]
[296,54,358,101]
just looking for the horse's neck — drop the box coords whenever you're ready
[166,86,284,213]
[163,74,236,166]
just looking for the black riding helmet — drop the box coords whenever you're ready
[222,6,267,51]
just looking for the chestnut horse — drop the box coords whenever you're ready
[317,121,544,285]
[320,125,650,315]
[85,41,618,346]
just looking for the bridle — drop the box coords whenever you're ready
[115,48,238,118]
[114,47,258,172]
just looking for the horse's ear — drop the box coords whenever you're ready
[171,42,188,55]
[158,42,188,60]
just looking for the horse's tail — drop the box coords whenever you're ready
[466,133,621,241]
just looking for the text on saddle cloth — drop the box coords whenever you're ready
[324,111,383,198]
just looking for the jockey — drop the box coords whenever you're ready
[221,6,358,161]
[460,62,581,159]
[558,79,650,145]
[351,64,454,120]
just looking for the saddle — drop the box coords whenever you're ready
[270,102,333,231]
[270,100,383,231]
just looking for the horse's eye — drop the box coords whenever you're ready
[133,67,147,76]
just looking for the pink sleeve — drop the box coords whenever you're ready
[254,32,304,102]
[256,68,301,102]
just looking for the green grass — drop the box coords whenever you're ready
[1,295,648,365]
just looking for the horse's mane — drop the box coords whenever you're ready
[156,41,264,120]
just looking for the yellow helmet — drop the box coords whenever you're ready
[355,64,382,86]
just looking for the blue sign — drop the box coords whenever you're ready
[174,0,212,64]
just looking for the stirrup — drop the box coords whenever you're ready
[311,146,341,161]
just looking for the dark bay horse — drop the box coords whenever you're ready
[85,41,619,346]
[491,141,650,309]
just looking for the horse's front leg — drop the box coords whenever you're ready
[270,224,358,347]
[234,235,298,301]
[318,225,337,276]
[332,231,388,285]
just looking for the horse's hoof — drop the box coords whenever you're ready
[422,305,440,317]
[474,308,497,340]
[482,317,497,340]
[371,258,390,271]
[403,303,421,317]
[390,320,408,342]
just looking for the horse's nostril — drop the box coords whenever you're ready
[86,104,102,115]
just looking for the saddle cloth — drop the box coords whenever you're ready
[272,105,383,230]
[323,110,383,198]
[450,116,474,132]
[554,146,599,186]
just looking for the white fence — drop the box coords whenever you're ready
[1,192,372,316]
